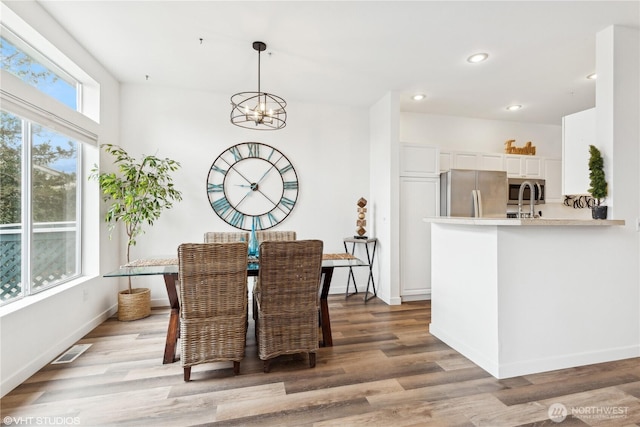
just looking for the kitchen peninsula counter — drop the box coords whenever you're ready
[423,216,637,379]
[424,217,625,226]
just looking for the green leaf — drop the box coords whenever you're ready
[88,144,183,257]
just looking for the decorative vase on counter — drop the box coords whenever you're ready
[248,222,259,257]
[592,205,608,220]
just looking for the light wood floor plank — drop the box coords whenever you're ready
[2,296,640,426]
[215,379,405,421]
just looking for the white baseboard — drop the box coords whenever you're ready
[401,292,431,302]
[1,304,117,398]
[497,345,640,379]
[430,322,640,379]
[429,323,499,377]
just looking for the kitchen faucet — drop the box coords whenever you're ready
[518,181,536,218]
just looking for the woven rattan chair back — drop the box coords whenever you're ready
[251,230,296,319]
[203,231,249,243]
[255,239,323,373]
[178,242,248,381]
[255,230,296,244]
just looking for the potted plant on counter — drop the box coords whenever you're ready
[588,144,608,219]
[91,144,183,320]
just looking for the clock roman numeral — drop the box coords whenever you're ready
[279,164,293,174]
[278,197,296,213]
[229,211,245,228]
[211,198,232,216]
[266,147,276,161]
[207,183,224,193]
[247,143,259,158]
[229,146,243,161]
[266,212,278,227]
[253,215,263,230]
[211,164,227,176]
[283,180,298,190]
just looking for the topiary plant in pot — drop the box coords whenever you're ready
[588,144,608,219]
[91,144,182,320]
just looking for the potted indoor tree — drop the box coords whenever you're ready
[588,144,608,219]
[91,144,182,320]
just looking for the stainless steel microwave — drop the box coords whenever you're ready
[507,178,545,205]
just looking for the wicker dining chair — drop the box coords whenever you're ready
[254,239,323,373]
[252,230,297,320]
[255,230,296,244]
[205,231,252,328]
[204,231,249,243]
[178,242,248,381]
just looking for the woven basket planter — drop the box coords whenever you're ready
[118,288,151,321]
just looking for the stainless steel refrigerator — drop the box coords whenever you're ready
[440,169,507,218]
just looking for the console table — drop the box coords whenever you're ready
[343,237,378,302]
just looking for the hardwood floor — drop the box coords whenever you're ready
[2,296,640,426]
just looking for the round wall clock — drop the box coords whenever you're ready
[206,142,299,230]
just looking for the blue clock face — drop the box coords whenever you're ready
[206,142,299,231]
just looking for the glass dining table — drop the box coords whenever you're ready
[104,254,367,364]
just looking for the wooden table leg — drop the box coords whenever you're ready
[163,273,179,364]
[319,267,334,347]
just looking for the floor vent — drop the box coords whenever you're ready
[51,343,92,364]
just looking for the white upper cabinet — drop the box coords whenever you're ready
[504,154,543,178]
[440,151,504,172]
[452,151,480,170]
[400,143,439,177]
[439,151,452,172]
[479,153,504,171]
[562,108,595,195]
[439,149,548,180]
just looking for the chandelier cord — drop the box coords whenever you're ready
[257,48,261,95]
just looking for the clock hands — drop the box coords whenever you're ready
[233,161,283,210]
[218,156,256,188]
[255,155,283,184]
[254,167,272,187]
[235,181,280,212]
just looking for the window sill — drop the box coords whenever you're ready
[0,274,98,317]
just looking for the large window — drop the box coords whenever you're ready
[1,34,78,110]
[0,19,92,305]
[0,111,80,304]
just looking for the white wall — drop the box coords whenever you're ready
[595,25,640,346]
[369,92,401,305]
[118,84,371,304]
[0,1,121,397]
[400,112,563,159]
[596,25,640,222]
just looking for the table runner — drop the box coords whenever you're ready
[125,252,356,267]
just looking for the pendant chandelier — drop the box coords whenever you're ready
[230,41,287,130]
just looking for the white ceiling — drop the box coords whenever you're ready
[37,1,639,126]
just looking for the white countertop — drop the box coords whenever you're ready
[423,217,625,226]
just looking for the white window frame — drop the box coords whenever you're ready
[0,3,100,305]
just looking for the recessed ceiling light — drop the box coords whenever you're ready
[467,53,489,63]
[412,94,426,101]
[586,73,597,80]
[506,105,522,111]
